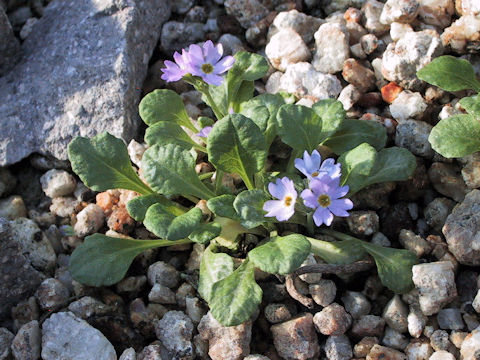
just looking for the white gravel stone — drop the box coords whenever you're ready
[41,312,116,360]
[268,9,324,44]
[408,305,427,338]
[456,0,480,15]
[383,295,409,333]
[390,91,428,122]
[338,85,362,111]
[127,140,146,168]
[325,335,353,360]
[0,195,27,220]
[362,0,390,35]
[390,22,413,41]
[405,340,433,360]
[429,350,456,360]
[473,290,480,313]
[441,14,480,53]
[418,0,455,28]
[265,28,310,72]
[382,326,409,350]
[265,71,283,94]
[155,311,194,360]
[40,169,77,198]
[74,204,105,237]
[119,348,136,360]
[395,120,433,158]
[312,22,350,74]
[412,261,457,315]
[380,0,420,25]
[461,329,480,360]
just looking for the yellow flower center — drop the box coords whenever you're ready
[311,171,319,177]
[201,63,214,74]
[317,194,331,207]
[284,196,293,207]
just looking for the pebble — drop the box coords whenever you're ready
[40,169,76,198]
[67,296,113,319]
[473,290,480,313]
[347,21,368,44]
[176,282,196,307]
[398,230,431,258]
[382,30,443,90]
[127,140,146,168]
[50,197,80,218]
[155,311,194,360]
[148,283,176,304]
[41,311,116,360]
[354,337,379,357]
[441,15,480,53]
[129,298,165,338]
[119,348,136,360]
[346,210,379,236]
[264,303,293,324]
[342,58,376,92]
[362,0,389,35]
[244,356,271,360]
[198,312,252,360]
[461,328,480,360]
[116,275,147,295]
[265,28,310,72]
[351,315,386,338]
[11,296,40,333]
[268,9,324,44]
[325,335,353,360]
[366,344,406,360]
[271,313,320,360]
[299,253,322,284]
[0,327,14,360]
[74,204,105,237]
[390,91,428,122]
[338,84,361,110]
[456,0,480,15]
[217,34,245,56]
[380,0,419,24]
[371,232,391,247]
[461,153,480,189]
[350,43,367,59]
[185,6,207,23]
[443,190,480,265]
[224,0,269,29]
[450,330,468,348]
[314,303,352,336]
[412,261,457,315]
[464,313,480,332]
[312,22,350,74]
[408,305,428,338]
[35,278,70,311]
[390,22,413,41]
[437,308,465,330]
[107,206,134,234]
[11,320,41,360]
[278,62,342,100]
[395,119,434,158]
[309,279,337,306]
[137,344,163,360]
[424,198,456,232]
[430,351,455,360]
[0,195,27,219]
[185,297,207,323]
[383,295,409,333]
[428,163,468,202]
[382,326,409,350]
[171,0,194,14]
[342,291,372,319]
[404,339,433,360]
[360,33,381,55]
[431,329,454,352]
[418,0,455,28]
[147,261,180,288]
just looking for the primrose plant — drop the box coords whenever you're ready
[68,41,418,326]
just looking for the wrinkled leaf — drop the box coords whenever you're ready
[230,80,255,112]
[366,147,417,186]
[312,99,344,139]
[198,245,234,302]
[309,238,366,265]
[209,260,262,326]
[145,121,205,152]
[460,96,480,118]
[207,195,239,220]
[126,194,185,222]
[233,190,270,229]
[142,144,216,199]
[417,55,480,92]
[68,132,152,195]
[248,234,311,274]
[189,222,222,244]
[338,143,377,194]
[429,114,480,157]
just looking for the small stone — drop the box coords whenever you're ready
[347,21,369,44]
[371,232,391,247]
[155,311,194,360]
[299,253,322,284]
[383,295,409,333]
[198,312,252,360]
[351,315,386,338]
[461,329,480,360]
[464,313,480,332]
[473,290,480,313]
[147,261,180,288]
[325,335,353,360]
[441,15,480,54]
[19,17,37,40]
[429,162,468,202]
[437,308,464,330]
[35,278,70,311]
[342,58,376,92]
[67,296,113,319]
[430,329,454,352]
[171,0,194,14]
[342,291,372,319]
[0,195,27,219]
[312,22,350,74]
[395,120,433,159]
[398,230,431,258]
[127,140,146,169]
[40,169,77,198]
[107,206,134,234]
[450,331,468,349]
[116,275,147,295]
[218,34,245,55]
[148,284,176,305]
[412,261,457,315]
[346,210,379,236]
[224,0,269,29]
[456,0,480,15]
[430,350,456,360]
[404,339,433,360]
[41,312,116,360]
[381,82,404,104]
[129,298,165,338]
[11,297,40,333]
[11,320,41,360]
[0,327,14,360]
[160,21,205,53]
[185,297,207,323]
[268,9,324,44]
[50,197,80,218]
[309,279,337,306]
[74,204,105,237]
[390,22,414,41]
[354,337,379,357]
[265,28,310,72]
[271,313,320,360]
[362,0,389,35]
[119,348,136,360]
[366,344,406,360]
[338,84,361,110]
[418,0,455,28]
[176,282,196,307]
[244,356,271,360]
[408,305,428,338]
[137,344,163,360]
[350,43,367,59]
[185,6,207,23]
[313,303,352,336]
[360,33,381,55]
[390,91,428,122]
[380,0,420,24]
[461,154,480,189]
[382,327,409,350]
[424,198,456,232]
[265,303,293,324]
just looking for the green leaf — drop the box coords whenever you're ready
[144,204,202,241]
[323,119,387,155]
[189,222,222,244]
[233,190,270,229]
[248,234,311,275]
[198,116,215,128]
[207,114,267,189]
[460,96,480,118]
[312,99,344,139]
[198,244,234,302]
[230,80,255,113]
[359,242,417,293]
[209,260,262,326]
[429,114,480,158]
[308,238,367,265]
[126,194,185,222]
[338,143,377,194]
[213,217,249,250]
[145,121,205,152]
[417,55,480,92]
[366,147,417,186]
[139,89,194,130]
[142,144,216,199]
[207,195,239,220]
[277,104,325,152]
[70,234,185,286]
[68,132,152,195]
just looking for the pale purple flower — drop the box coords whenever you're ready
[295,150,341,180]
[188,40,235,86]
[300,174,353,227]
[160,49,190,82]
[196,126,212,138]
[263,177,297,222]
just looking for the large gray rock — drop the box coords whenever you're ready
[0,218,45,319]
[0,0,171,166]
[0,6,20,76]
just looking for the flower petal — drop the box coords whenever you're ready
[202,73,224,86]
[328,199,353,217]
[268,179,287,200]
[300,188,317,209]
[313,207,334,227]
[213,55,235,74]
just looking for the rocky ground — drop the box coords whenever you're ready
[1,0,480,359]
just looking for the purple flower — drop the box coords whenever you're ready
[160,49,190,82]
[263,177,297,222]
[300,175,353,227]
[294,150,341,180]
[188,41,235,86]
[196,126,213,138]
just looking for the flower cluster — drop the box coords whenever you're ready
[161,41,235,86]
[264,150,353,227]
